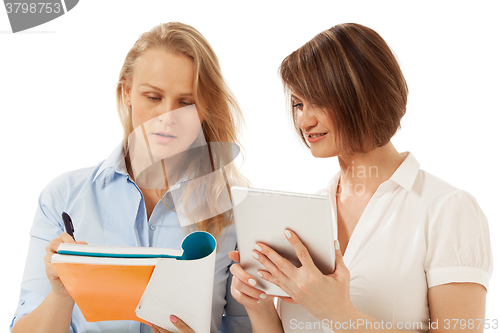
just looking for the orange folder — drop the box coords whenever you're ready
[53,262,155,324]
[51,231,217,329]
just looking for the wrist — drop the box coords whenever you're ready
[49,290,75,307]
[329,301,359,324]
[245,298,276,315]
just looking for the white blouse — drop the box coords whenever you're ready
[278,152,493,333]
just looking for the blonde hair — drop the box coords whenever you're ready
[116,22,249,242]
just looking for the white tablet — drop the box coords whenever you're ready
[231,186,336,297]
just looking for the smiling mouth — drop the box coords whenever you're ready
[308,133,327,138]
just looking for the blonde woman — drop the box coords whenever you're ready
[229,23,493,333]
[11,22,251,333]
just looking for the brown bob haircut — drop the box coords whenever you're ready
[279,23,408,155]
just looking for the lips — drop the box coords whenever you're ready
[154,132,176,138]
[152,132,177,145]
[306,132,328,143]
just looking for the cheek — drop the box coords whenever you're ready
[131,109,142,130]
[175,111,203,148]
[318,114,335,131]
[186,114,203,138]
[131,102,153,130]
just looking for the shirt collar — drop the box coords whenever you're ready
[91,141,192,189]
[388,151,420,192]
[92,142,128,183]
[323,151,420,194]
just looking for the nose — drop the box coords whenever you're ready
[156,100,178,124]
[297,104,318,133]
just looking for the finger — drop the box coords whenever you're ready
[232,274,267,301]
[148,323,164,333]
[77,241,88,245]
[229,263,259,288]
[231,279,265,307]
[254,243,294,278]
[46,238,63,255]
[284,229,316,269]
[170,315,194,333]
[228,251,240,263]
[277,296,298,304]
[150,324,173,333]
[58,232,77,244]
[256,269,289,294]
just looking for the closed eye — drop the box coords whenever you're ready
[147,96,161,102]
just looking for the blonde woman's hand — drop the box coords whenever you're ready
[252,229,355,321]
[149,316,194,333]
[44,232,87,299]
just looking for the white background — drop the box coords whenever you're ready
[1,0,499,330]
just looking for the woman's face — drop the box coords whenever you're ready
[123,49,202,161]
[292,92,339,158]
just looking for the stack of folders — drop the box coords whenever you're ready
[51,231,217,333]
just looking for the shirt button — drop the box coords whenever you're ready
[20,300,25,305]
[150,225,156,231]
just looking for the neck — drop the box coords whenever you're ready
[125,154,168,197]
[336,142,405,197]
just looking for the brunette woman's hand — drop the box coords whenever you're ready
[252,229,355,321]
[149,316,194,333]
[228,251,274,310]
[44,232,87,299]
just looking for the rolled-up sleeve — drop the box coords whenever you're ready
[219,241,252,333]
[219,268,252,332]
[10,174,68,331]
[425,190,493,290]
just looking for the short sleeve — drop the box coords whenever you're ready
[424,190,493,291]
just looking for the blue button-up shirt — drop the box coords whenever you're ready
[10,143,251,333]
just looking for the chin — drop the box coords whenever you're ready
[310,148,338,159]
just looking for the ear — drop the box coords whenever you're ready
[122,79,132,104]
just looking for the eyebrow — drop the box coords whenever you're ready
[138,83,193,97]
[139,83,164,92]
[291,94,301,101]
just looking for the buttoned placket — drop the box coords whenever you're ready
[124,174,158,333]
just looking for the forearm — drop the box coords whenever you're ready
[12,290,75,333]
[327,306,419,333]
[246,299,284,333]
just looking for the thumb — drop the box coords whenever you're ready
[333,239,347,273]
[170,315,194,333]
[228,251,240,263]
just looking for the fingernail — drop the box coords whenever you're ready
[254,244,262,252]
[146,322,153,327]
[260,293,267,299]
[285,230,292,238]
[257,271,263,278]
[257,299,261,304]
[77,241,85,244]
[170,315,177,323]
[335,239,340,251]
[248,278,257,286]
[252,252,260,260]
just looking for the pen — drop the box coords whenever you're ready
[62,212,76,241]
